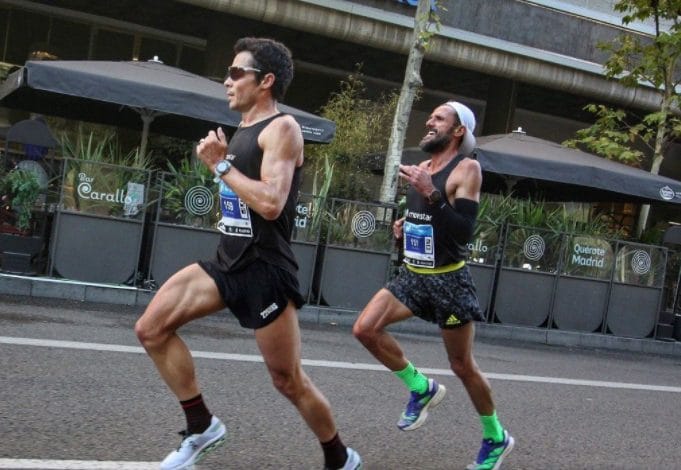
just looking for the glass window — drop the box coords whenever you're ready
[468,222,501,266]
[139,37,177,65]
[49,18,90,60]
[92,28,134,60]
[614,243,666,288]
[502,226,563,273]
[6,9,50,64]
[562,235,614,280]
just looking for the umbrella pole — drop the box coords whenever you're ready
[139,111,156,161]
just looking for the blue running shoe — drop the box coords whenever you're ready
[160,415,226,470]
[397,378,447,431]
[466,429,515,470]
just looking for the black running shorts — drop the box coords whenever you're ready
[198,259,305,329]
[386,264,484,329]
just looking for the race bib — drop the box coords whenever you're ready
[403,221,435,268]
[216,180,252,237]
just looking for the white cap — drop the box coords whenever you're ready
[444,101,476,156]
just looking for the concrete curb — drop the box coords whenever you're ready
[2,273,680,357]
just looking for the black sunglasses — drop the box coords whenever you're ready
[226,66,262,81]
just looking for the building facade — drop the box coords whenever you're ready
[1,0,679,221]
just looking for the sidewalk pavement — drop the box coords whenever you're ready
[2,272,680,357]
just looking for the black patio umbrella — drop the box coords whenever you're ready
[473,131,681,205]
[0,59,336,156]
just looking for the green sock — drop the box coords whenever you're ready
[480,411,504,442]
[394,362,429,394]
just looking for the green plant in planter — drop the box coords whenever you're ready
[60,126,154,217]
[324,200,395,251]
[0,169,42,233]
[473,194,626,270]
[305,154,335,243]
[161,159,218,228]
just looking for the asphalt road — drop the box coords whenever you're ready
[1,295,681,470]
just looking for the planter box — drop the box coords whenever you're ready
[495,269,553,327]
[291,241,317,302]
[0,232,45,274]
[148,223,221,288]
[552,277,608,332]
[318,246,392,310]
[49,211,144,284]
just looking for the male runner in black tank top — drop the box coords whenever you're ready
[353,102,515,470]
[135,37,361,470]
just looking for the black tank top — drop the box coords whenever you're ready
[402,154,469,268]
[215,113,301,274]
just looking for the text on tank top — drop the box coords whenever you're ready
[402,154,470,269]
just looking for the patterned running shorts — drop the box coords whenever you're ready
[386,264,484,329]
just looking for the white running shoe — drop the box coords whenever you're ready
[326,447,362,470]
[342,447,362,469]
[160,416,226,470]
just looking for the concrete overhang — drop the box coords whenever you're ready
[177,0,665,112]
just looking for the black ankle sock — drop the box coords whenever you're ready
[180,393,212,434]
[321,433,348,469]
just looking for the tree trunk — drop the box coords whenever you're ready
[378,0,433,204]
[634,90,671,238]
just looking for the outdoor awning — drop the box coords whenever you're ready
[0,59,336,145]
[473,132,681,205]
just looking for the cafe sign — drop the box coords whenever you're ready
[565,236,614,279]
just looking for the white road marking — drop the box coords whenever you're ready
[1,335,680,393]
[0,459,157,469]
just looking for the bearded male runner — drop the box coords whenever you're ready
[353,101,514,470]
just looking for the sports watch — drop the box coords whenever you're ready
[213,159,232,183]
[427,188,442,205]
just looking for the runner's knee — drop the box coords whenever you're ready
[269,369,301,400]
[352,316,381,345]
[450,356,478,380]
[135,306,172,349]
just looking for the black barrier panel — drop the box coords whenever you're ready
[469,264,495,322]
[552,278,609,332]
[552,235,615,332]
[467,222,502,321]
[606,242,666,338]
[148,185,322,297]
[317,198,396,310]
[49,159,150,284]
[292,242,316,302]
[149,224,220,288]
[50,212,143,284]
[495,225,563,326]
[146,171,220,288]
[291,193,323,302]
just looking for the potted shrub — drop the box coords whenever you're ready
[0,168,45,273]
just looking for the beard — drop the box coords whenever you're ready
[419,125,456,153]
